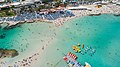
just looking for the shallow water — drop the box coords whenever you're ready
[0,14,120,67]
[56,14,120,67]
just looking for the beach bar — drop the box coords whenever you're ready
[67,6,91,10]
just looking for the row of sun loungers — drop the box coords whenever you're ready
[0,10,75,23]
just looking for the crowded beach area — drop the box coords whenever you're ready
[52,4,120,26]
[0,0,120,67]
[0,1,120,27]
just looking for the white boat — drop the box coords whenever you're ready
[85,62,91,67]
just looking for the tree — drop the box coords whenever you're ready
[42,0,52,3]
[54,0,61,2]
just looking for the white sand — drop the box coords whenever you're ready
[0,4,120,67]
[51,4,120,27]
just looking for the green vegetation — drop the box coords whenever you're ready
[54,2,61,7]
[42,0,50,3]
[35,5,51,12]
[34,5,47,11]
[54,0,61,3]
[0,8,16,17]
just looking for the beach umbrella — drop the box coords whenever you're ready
[14,64,19,67]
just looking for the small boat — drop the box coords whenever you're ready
[84,47,91,52]
[88,48,96,56]
[80,51,84,55]
[85,62,91,67]
[77,43,80,46]
[91,49,96,53]
[82,44,84,49]
[89,49,96,56]
[84,46,92,54]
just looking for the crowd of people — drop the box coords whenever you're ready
[0,9,75,24]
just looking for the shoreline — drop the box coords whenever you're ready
[0,24,59,67]
[0,4,120,27]
[0,4,120,67]
[51,4,120,26]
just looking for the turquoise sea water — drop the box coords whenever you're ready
[0,14,120,67]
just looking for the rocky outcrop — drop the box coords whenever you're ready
[0,49,19,58]
[88,13,101,16]
[114,14,120,16]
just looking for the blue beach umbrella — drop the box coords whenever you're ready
[14,64,18,67]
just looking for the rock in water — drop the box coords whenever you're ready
[0,49,19,58]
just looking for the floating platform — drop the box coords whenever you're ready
[63,52,91,67]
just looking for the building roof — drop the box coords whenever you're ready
[67,6,90,10]
[10,2,21,6]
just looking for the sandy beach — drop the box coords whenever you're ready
[51,4,120,27]
[0,4,120,27]
[0,23,60,67]
[0,4,120,67]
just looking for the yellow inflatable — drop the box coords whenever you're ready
[72,45,81,53]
